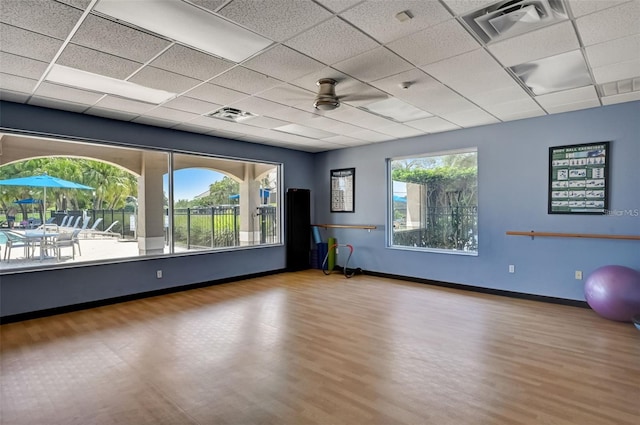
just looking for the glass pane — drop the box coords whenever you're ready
[168,153,280,253]
[390,150,478,253]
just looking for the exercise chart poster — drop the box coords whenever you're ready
[330,168,355,213]
[548,141,610,214]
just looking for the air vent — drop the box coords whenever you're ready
[461,0,568,44]
[207,107,257,122]
[599,77,640,97]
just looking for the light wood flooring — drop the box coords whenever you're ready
[1,270,638,425]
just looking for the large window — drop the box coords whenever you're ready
[389,149,478,254]
[0,133,281,272]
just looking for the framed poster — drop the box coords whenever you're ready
[548,141,610,214]
[330,168,355,213]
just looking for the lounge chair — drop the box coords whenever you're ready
[89,220,120,238]
[59,215,70,227]
[80,218,103,238]
[66,216,82,229]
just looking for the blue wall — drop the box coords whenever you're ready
[0,102,316,317]
[314,101,640,301]
[1,101,639,318]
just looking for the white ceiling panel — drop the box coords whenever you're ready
[439,107,500,127]
[210,66,282,95]
[340,1,452,44]
[0,0,83,40]
[315,0,364,13]
[57,44,142,80]
[218,0,332,42]
[602,90,640,104]
[333,47,414,82]
[93,96,156,114]
[0,24,64,63]
[71,15,171,63]
[0,73,38,94]
[243,45,326,82]
[0,52,48,80]
[489,22,581,67]
[441,0,497,15]
[0,0,637,152]
[386,19,480,66]
[585,34,640,68]
[163,96,222,114]
[576,1,640,46]
[129,67,201,94]
[33,82,104,105]
[184,83,249,105]
[567,0,632,18]
[285,17,378,65]
[406,116,461,133]
[149,44,235,81]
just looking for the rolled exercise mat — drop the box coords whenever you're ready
[312,226,322,244]
[317,242,328,269]
[327,237,337,271]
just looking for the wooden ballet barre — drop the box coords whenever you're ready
[313,224,377,230]
[506,231,640,240]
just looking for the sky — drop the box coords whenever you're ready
[163,168,225,201]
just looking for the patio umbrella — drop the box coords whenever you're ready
[0,174,93,229]
[13,197,42,204]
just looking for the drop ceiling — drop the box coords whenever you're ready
[1,0,638,153]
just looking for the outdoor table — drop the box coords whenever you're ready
[24,230,59,261]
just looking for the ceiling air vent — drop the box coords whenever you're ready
[599,77,640,97]
[461,0,568,44]
[207,107,257,122]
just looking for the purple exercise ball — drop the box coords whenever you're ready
[584,265,640,322]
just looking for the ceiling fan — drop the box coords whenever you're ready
[312,78,387,112]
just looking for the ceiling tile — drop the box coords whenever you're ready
[57,44,142,79]
[488,22,580,67]
[441,0,497,15]
[140,107,200,123]
[292,67,350,91]
[129,67,201,94]
[483,98,545,120]
[376,123,425,138]
[72,14,171,63]
[439,107,500,127]
[296,116,365,134]
[184,83,249,105]
[321,135,365,146]
[28,96,89,113]
[586,34,640,68]
[244,116,290,129]
[405,117,461,133]
[85,107,139,121]
[0,90,31,103]
[567,0,631,18]
[285,17,378,65]
[602,90,640,104]
[243,45,326,81]
[56,0,92,10]
[228,96,291,117]
[149,44,235,81]
[592,59,640,84]
[0,24,63,63]
[267,106,319,123]
[576,1,640,46]
[0,0,82,40]
[536,85,599,108]
[315,0,363,13]
[0,73,38,94]
[333,47,414,82]
[347,129,393,142]
[187,115,245,131]
[210,66,282,95]
[386,19,479,66]
[132,116,178,128]
[544,99,601,114]
[218,0,332,42]
[93,96,156,114]
[255,84,316,108]
[470,86,532,108]
[340,0,452,44]
[163,96,222,114]
[33,82,104,105]
[0,52,48,80]
[323,104,394,129]
[188,0,228,12]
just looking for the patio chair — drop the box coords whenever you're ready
[80,218,102,238]
[90,220,120,238]
[2,230,33,262]
[53,228,82,260]
[59,215,70,227]
[67,216,82,229]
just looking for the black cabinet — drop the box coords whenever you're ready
[286,188,310,271]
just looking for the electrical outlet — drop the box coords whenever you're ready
[575,270,582,280]
[156,270,163,279]
[508,265,515,273]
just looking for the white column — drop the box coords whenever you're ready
[137,151,166,255]
[238,164,262,245]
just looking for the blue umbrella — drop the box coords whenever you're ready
[0,174,93,226]
[14,197,42,204]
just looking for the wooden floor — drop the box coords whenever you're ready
[1,271,638,425]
